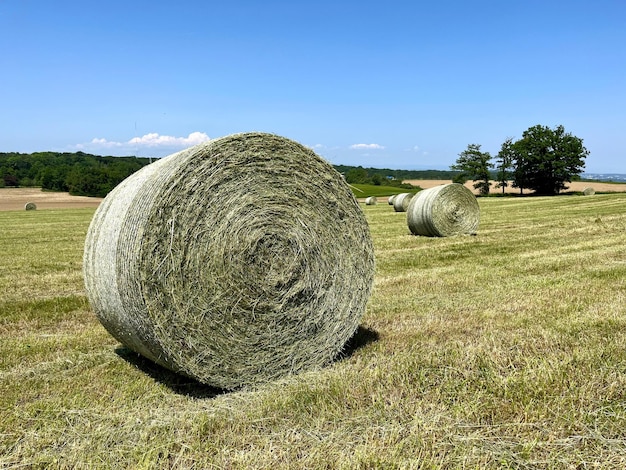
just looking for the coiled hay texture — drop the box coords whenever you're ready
[83,132,375,390]
[407,183,479,237]
[583,187,595,196]
[393,192,414,212]
[388,194,396,205]
[24,202,37,211]
[365,196,377,205]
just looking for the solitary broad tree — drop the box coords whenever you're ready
[451,143,493,196]
[512,124,589,195]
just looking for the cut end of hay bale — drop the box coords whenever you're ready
[407,183,479,237]
[24,202,37,211]
[393,192,414,212]
[583,187,595,196]
[83,132,375,390]
[365,196,377,205]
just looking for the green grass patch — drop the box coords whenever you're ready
[2,195,626,467]
[350,183,421,198]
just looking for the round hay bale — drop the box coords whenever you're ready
[393,192,414,212]
[388,194,397,205]
[407,183,479,237]
[83,132,375,390]
[24,202,37,211]
[365,196,377,205]
[583,187,595,196]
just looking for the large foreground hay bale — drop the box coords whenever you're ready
[393,192,414,212]
[83,132,375,390]
[583,187,595,196]
[365,196,377,205]
[24,202,37,211]
[407,183,479,237]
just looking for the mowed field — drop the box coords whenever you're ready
[0,188,103,211]
[2,182,625,212]
[404,179,626,195]
[1,192,626,467]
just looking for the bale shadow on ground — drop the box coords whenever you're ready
[115,347,227,399]
[114,324,379,398]
[336,325,380,361]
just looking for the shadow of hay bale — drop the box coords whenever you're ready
[114,347,226,399]
[114,325,379,396]
[335,325,380,360]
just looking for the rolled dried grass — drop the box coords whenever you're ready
[388,194,397,205]
[393,192,414,212]
[365,196,377,205]
[24,202,37,211]
[407,183,479,237]
[583,187,595,196]
[83,132,375,390]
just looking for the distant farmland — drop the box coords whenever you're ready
[403,179,626,195]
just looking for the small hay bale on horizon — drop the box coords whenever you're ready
[393,192,414,212]
[24,202,37,211]
[83,132,375,390]
[407,183,480,237]
[365,196,377,205]
[583,187,595,196]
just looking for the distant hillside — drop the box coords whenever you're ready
[581,173,626,183]
[333,165,460,182]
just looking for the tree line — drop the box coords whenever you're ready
[452,124,589,196]
[1,124,589,198]
[334,165,459,186]
[1,151,461,197]
[0,151,152,197]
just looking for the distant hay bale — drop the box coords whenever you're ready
[407,183,479,237]
[365,196,377,205]
[393,192,414,212]
[388,194,397,205]
[583,187,595,196]
[24,202,37,211]
[83,132,375,390]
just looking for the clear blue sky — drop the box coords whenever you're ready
[2,0,625,173]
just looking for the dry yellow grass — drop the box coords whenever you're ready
[403,179,626,195]
[1,193,626,468]
[0,188,102,211]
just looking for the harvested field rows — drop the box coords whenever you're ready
[403,179,626,194]
[1,191,626,468]
[0,188,103,211]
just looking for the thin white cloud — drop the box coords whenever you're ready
[78,132,211,153]
[350,143,385,150]
[128,131,210,147]
[86,138,123,148]
[306,143,325,150]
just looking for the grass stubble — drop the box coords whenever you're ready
[1,194,625,468]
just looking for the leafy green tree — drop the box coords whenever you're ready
[345,167,370,184]
[494,137,515,194]
[450,143,493,196]
[452,173,468,185]
[511,124,589,195]
[0,151,152,196]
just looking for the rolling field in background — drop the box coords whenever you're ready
[1,193,625,468]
